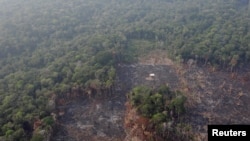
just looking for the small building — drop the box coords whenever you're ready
[146,73,156,81]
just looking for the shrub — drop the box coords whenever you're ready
[30,133,44,141]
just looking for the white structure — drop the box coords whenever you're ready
[149,73,155,77]
[146,73,156,81]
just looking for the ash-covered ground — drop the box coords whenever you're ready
[52,55,250,141]
[52,63,180,141]
[181,65,250,140]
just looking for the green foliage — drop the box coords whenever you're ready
[158,85,171,95]
[129,86,151,107]
[151,113,166,124]
[5,129,14,137]
[0,0,248,140]
[129,85,186,119]
[169,95,187,115]
[150,93,164,113]
[139,103,154,117]
[94,51,114,66]
[30,133,44,141]
[128,85,188,140]
[42,116,54,126]
[12,129,26,141]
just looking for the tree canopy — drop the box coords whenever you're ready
[0,0,249,140]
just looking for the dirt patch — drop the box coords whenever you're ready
[138,50,174,66]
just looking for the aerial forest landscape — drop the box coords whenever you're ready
[0,0,250,141]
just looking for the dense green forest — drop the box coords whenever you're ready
[0,0,249,140]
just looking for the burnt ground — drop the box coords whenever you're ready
[116,64,180,91]
[119,62,250,141]
[52,53,250,141]
[52,63,180,141]
[52,95,126,141]
[181,65,250,140]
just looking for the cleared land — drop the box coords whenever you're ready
[53,52,250,141]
